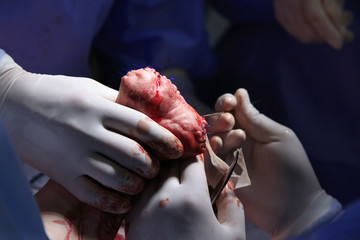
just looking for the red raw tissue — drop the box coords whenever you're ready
[116,67,207,158]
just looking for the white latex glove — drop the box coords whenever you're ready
[274,0,354,49]
[215,89,342,240]
[126,156,245,240]
[0,50,183,214]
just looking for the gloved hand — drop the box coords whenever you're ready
[208,95,245,159]
[126,156,245,240]
[215,89,342,240]
[0,49,183,214]
[274,0,353,49]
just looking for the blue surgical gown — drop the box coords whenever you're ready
[0,118,48,239]
[291,199,360,240]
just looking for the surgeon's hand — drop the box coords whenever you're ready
[215,89,342,240]
[126,156,245,240]
[274,0,354,49]
[0,50,183,214]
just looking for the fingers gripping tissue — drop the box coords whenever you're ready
[116,67,207,159]
[116,67,249,193]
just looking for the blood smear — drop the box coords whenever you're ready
[53,219,72,240]
[159,198,169,208]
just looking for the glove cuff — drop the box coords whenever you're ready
[0,49,23,110]
[274,190,342,240]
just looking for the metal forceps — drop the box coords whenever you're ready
[210,150,238,205]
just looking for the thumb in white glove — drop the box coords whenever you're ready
[0,49,183,214]
[215,88,342,239]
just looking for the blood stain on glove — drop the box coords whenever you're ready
[159,197,169,208]
[131,143,159,178]
[217,180,242,210]
[135,116,184,160]
[116,67,207,159]
[52,219,72,240]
